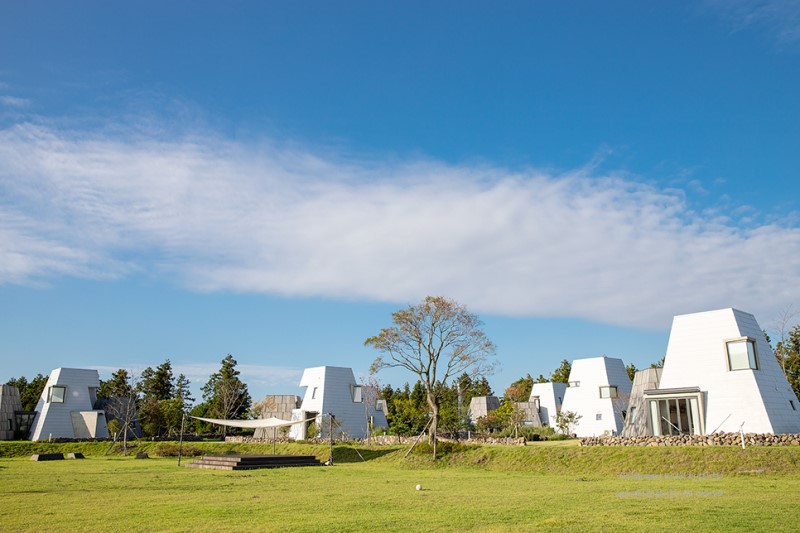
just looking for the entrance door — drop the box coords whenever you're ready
[648,396,703,436]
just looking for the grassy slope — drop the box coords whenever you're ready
[4,439,799,475]
[2,441,799,531]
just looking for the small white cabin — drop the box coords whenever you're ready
[29,368,109,441]
[290,366,387,440]
[643,308,800,436]
[559,357,632,437]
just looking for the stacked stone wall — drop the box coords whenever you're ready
[224,436,294,444]
[226,434,528,445]
[580,432,800,447]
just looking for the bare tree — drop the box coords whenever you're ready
[554,410,581,436]
[611,391,632,435]
[771,305,799,373]
[366,296,496,459]
[101,369,140,456]
[359,375,382,444]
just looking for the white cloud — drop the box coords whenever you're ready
[0,95,31,108]
[704,0,800,45]
[1,121,799,329]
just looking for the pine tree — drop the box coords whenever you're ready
[201,354,251,436]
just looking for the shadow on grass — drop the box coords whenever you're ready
[330,445,399,463]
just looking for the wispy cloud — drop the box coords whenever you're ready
[2,121,799,329]
[0,95,31,108]
[92,363,303,392]
[704,0,800,45]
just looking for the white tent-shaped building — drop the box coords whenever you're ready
[29,368,109,441]
[642,308,800,436]
[559,357,632,437]
[290,366,388,440]
[529,382,567,427]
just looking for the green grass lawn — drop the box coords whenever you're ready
[1,441,799,532]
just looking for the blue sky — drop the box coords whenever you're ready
[1,1,799,400]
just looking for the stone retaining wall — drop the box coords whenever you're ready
[225,434,527,446]
[580,432,800,447]
[224,436,294,444]
[449,436,526,446]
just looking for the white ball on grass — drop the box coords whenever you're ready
[415,484,422,491]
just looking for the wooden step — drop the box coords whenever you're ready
[185,454,322,470]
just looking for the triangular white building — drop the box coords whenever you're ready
[290,366,388,440]
[641,308,800,435]
[29,368,109,441]
[559,357,632,437]
[529,382,566,427]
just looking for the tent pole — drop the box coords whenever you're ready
[177,412,186,467]
[404,415,433,459]
[329,413,334,465]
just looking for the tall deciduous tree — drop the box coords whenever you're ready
[201,354,251,437]
[773,324,800,399]
[366,296,496,458]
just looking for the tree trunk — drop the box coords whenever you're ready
[427,395,439,460]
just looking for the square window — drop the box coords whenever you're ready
[727,339,758,371]
[599,386,618,399]
[352,385,363,403]
[311,387,318,399]
[596,413,602,421]
[48,386,66,403]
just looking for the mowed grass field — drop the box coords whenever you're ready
[2,441,800,532]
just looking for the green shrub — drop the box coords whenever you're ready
[108,442,139,455]
[151,442,203,457]
[107,419,122,437]
[306,422,318,438]
[497,425,559,441]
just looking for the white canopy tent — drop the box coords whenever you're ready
[186,415,319,458]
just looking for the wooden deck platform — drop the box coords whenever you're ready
[185,454,322,470]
